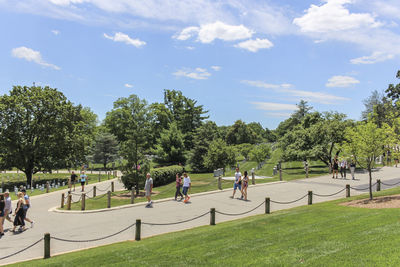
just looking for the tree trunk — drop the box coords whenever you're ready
[24,170,33,187]
[368,167,373,200]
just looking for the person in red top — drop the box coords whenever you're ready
[175,173,184,201]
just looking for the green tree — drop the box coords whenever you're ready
[163,89,209,149]
[237,143,254,160]
[105,94,152,192]
[153,122,186,165]
[203,139,236,171]
[385,70,400,103]
[149,102,172,146]
[275,100,312,138]
[250,144,271,165]
[0,86,89,185]
[91,132,119,169]
[189,121,219,172]
[342,122,387,200]
[226,120,259,145]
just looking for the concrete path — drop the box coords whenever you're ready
[1,167,399,265]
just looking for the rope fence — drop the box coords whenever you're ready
[4,178,400,262]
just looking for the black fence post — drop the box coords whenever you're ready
[210,208,216,225]
[135,219,141,241]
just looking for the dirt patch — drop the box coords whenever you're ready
[112,191,160,200]
[340,194,400,209]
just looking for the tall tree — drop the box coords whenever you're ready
[275,100,312,138]
[203,138,236,172]
[91,132,119,169]
[163,89,209,149]
[226,120,259,145]
[250,144,271,165]
[361,90,384,121]
[0,86,89,185]
[153,122,186,165]
[385,70,400,103]
[342,122,386,200]
[189,121,220,172]
[105,94,152,192]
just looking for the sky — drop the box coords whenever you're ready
[0,0,399,129]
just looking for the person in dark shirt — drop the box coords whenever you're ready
[70,171,77,191]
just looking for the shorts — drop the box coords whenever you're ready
[234,183,241,190]
[71,180,76,184]
[182,186,189,196]
[81,181,85,186]
[145,190,151,197]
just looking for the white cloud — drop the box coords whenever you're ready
[124,83,133,88]
[350,51,395,64]
[326,75,360,87]
[51,30,60,35]
[211,65,221,71]
[11,46,60,70]
[266,112,293,118]
[293,0,382,33]
[252,102,297,111]
[104,32,146,48]
[175,21,253,43]
[234,38,273,52]
[173,67,211,80]
[242,80,349,104]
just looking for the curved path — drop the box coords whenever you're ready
[1,167,399,265]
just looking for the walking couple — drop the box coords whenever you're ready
[231,167,249,200]
[175,172,191,203]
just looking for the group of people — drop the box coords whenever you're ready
[69,171,88,192]
[231,167,249,201]
[0,188,34,236]
[332,156,356,180]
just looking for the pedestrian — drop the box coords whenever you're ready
[241,171,249,201]
[0,194,5,236]
[340,158,347,179]
[182,172,191,203]
[332,156,339,179]
[21,189,34,228]
[12,192,26,232]
[175,173,183,201]
[80,171,87,192]
[70,171,77,192]
[350,159,356,180]
[231,167,242,198]
[3,190,13,224]
[145,173,153,207]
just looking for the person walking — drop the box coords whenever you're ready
[332,156,339,179]
[145,173,153,207]
[80,171,87,192]
[70,171,77,192]
[231,167,242,198]
[175,173,183,201]
[350,159,356,180]
[0,194,5,236]
[21,189,34,228]
[12,192,26,232]
[182,172,191,203]
[3,190,12,225]
[241,171,249,201]
[340,158,347,179]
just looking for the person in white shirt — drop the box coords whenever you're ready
[3,190,12,224]
[232,167,242,199]
[145,173,153,207]
[182,173,191,203]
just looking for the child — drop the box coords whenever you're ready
[182,173,191,203]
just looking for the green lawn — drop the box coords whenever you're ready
[65,149,330,211]
[15,187,400,266]
[2,173,112,200]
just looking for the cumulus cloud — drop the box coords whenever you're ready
[174,21,253,43]
[326,75,360,87]
[242,80,348,104]
[293,0,382,33]
[234,38,273,52]
[211,65,221,71]
[104,32,146,48]
[11,46,60,70]
[51,30,60,35]
[173,67,211,80]
[124,83,133,88]
[350,51,395,64]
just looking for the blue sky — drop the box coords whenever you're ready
[1,0,400,129]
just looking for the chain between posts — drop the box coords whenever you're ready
[0,238,44,260]
[270,193,309,204]
[216,201,265,216]
[350,182,377,191]
[142,211,210,226]
[313,187,347,197]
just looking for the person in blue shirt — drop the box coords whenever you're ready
[80,171,87,192]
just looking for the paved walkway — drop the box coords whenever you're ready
[1,167,399,265]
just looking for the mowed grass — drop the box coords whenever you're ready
[2,173,112,200]
[16,187,400,267]
[65,149,330,210]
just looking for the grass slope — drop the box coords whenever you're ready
[17,187,400,266]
